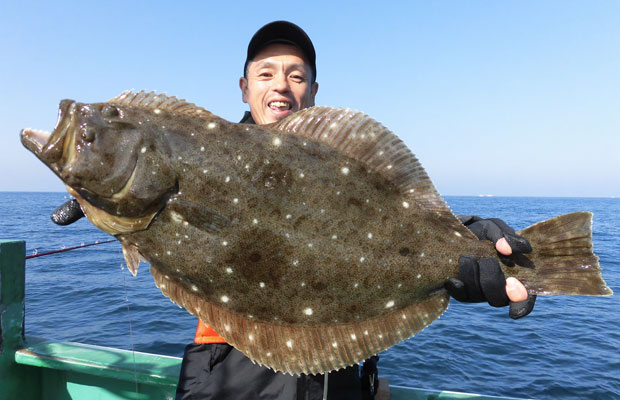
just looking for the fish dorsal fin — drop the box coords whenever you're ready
[272,106,458,220]
[108,90,223,120]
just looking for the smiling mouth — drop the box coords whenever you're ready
[268,101,292,111]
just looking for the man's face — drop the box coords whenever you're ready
[240,43,319,125]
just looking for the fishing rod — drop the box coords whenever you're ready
[26,239,116,259]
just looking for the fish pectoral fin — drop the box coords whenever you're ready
[166,197,230,233]
[122,242,144,276]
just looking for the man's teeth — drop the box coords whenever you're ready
[269,101,291,110]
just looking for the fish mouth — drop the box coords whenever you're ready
[21,100,77,171]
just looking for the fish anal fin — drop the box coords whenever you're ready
[166,197,230,233]
[108,90,224,121]
[151,264,448,375]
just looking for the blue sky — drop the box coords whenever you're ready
[2,1,618,197]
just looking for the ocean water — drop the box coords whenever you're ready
[1,193,618,399]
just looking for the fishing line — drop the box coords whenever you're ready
[26,239,115,259]
[121,262,140,393]
[323,373,328,400]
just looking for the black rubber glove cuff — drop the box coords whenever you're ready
[50,199,85,225]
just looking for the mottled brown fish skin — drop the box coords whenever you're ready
[121,117,493,325]
[21,90,611,375]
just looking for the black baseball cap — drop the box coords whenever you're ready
[244,21,317,82]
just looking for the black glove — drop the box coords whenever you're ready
[446,216,536,319]
[50,199,85,225]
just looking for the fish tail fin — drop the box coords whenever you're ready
[514,212,612,296]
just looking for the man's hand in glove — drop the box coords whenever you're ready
[50,199,84,225]
[446,216,537,319]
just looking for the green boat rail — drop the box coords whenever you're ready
[0,240,530,400]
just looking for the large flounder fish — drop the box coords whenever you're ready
[21,90,612,375]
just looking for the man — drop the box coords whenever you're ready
[51,20,535,399]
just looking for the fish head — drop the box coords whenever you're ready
[21,99,177,232]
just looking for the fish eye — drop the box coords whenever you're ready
[80,126,95,142]
[102,104,120,118]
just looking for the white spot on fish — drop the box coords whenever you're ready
[286,214,292,220]
[454,231,462,237]
[166,251,172,255]
[207,122,216,129]
[301,282,306,287]
[402,314,407,319]
[222,241,228,246]
[354,282,359,288]
[178,156,182,160]
[360,256,365,262]
[259,282,265,288]
[292,260,299,266]
[386,300,395,308]
[200,146,205,152]
[203,169,208,174]
[253,218,258,225]
[141,147,147,153]
[299,172,305,178]
[225,176,231,183]
[191,285,199,292]
[398,283,403,288]
[272,137,282,146]
[332,342,338,348]
[304,308,313,316]
[154,109,161,114]
[286,340,293,348]
[308,243,313,248]
[225,267,233,274]
[420,252,425,257]
[233,198,239,204]
[367,233,373,239]
[332,234,338,240]
[402,201,410,209]
[248,334,254,341]
[341,167,350,175]
[221,295,229,303]
[351,334,357,340]
[417,274,422,279]
[387,164,393,170]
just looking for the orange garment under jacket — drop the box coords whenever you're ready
[194,320,227,344]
